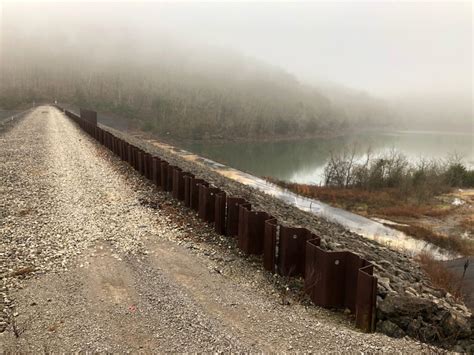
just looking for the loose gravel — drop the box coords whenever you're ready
[0,106,437,352]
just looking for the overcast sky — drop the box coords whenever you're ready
[2,1,472,99]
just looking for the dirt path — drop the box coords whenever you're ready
[0,106,430,352]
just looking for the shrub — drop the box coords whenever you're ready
[445,163,467,187]
[417,252,464,301]
[323,149,473,198]
[463,170,474,187]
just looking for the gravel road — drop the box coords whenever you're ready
[0,106,434,352]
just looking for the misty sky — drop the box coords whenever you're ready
[1,1,472,99]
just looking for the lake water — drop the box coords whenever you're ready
[182,130,474,184]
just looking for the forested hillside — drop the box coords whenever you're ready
[0,30,393,140]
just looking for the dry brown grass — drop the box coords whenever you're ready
[388,224,474,256]
[417,252,464,300]
[266,177,396,208]
[422,207,456,218]
[376,205,424,218]
[267,177,474,255]
[377,205,455,218]
[267,177,455,218]
[459,215,473,230]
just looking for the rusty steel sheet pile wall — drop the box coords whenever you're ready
[137,151,144,176]
[263,221,315,278]
[143,153,151,180]
[263,218,278,272]
[214,191,227,235]
[160,161,169,191]
[183,174,195,207]
[237,204,273,255]
[147,154,154,180]
[172,167,185,201]
[305,239,377,332]
[80,108,98,126]
[190,178,208,212]
[198,185,222,223]
[355,264,377,332]
[166,165,175,192]
[58,106,377,332]
[226,197,247,237]
[152,157,162,187]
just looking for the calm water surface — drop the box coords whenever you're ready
[182,131,474,184]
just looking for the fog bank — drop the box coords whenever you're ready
[1,1,472,132]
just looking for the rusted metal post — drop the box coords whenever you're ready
[183,173,195,207]
[127,144,133,166]
[166,165,174,192]
[172,167,184,200]
[147,154,154,180]
[214,191,227,235]
[152,157,162,186]
[263,218,278,273]
[143,153,151,179]
[160,161,169,191]
[137,151,144,175]
[198,185,220,222]
[226,197,246,237]
[190,178,208,212]
[237,203,251,243]
[356,264,377,332]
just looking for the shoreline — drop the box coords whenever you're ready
[265,180,474,257]
[59,106,472,260]
[125,127,363,146]
[103,124,449,290]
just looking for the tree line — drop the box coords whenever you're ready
[0,33,393,140]
[324,149,474,201]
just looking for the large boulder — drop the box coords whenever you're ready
[376,320,405,338]
[378,295,440,320]
[377,295,472,343]
[440,310,472,339]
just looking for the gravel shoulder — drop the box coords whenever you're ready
[0,106,442,351]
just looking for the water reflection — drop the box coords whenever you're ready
[182,131,474,184]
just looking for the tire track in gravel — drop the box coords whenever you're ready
[1,106,432,352]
